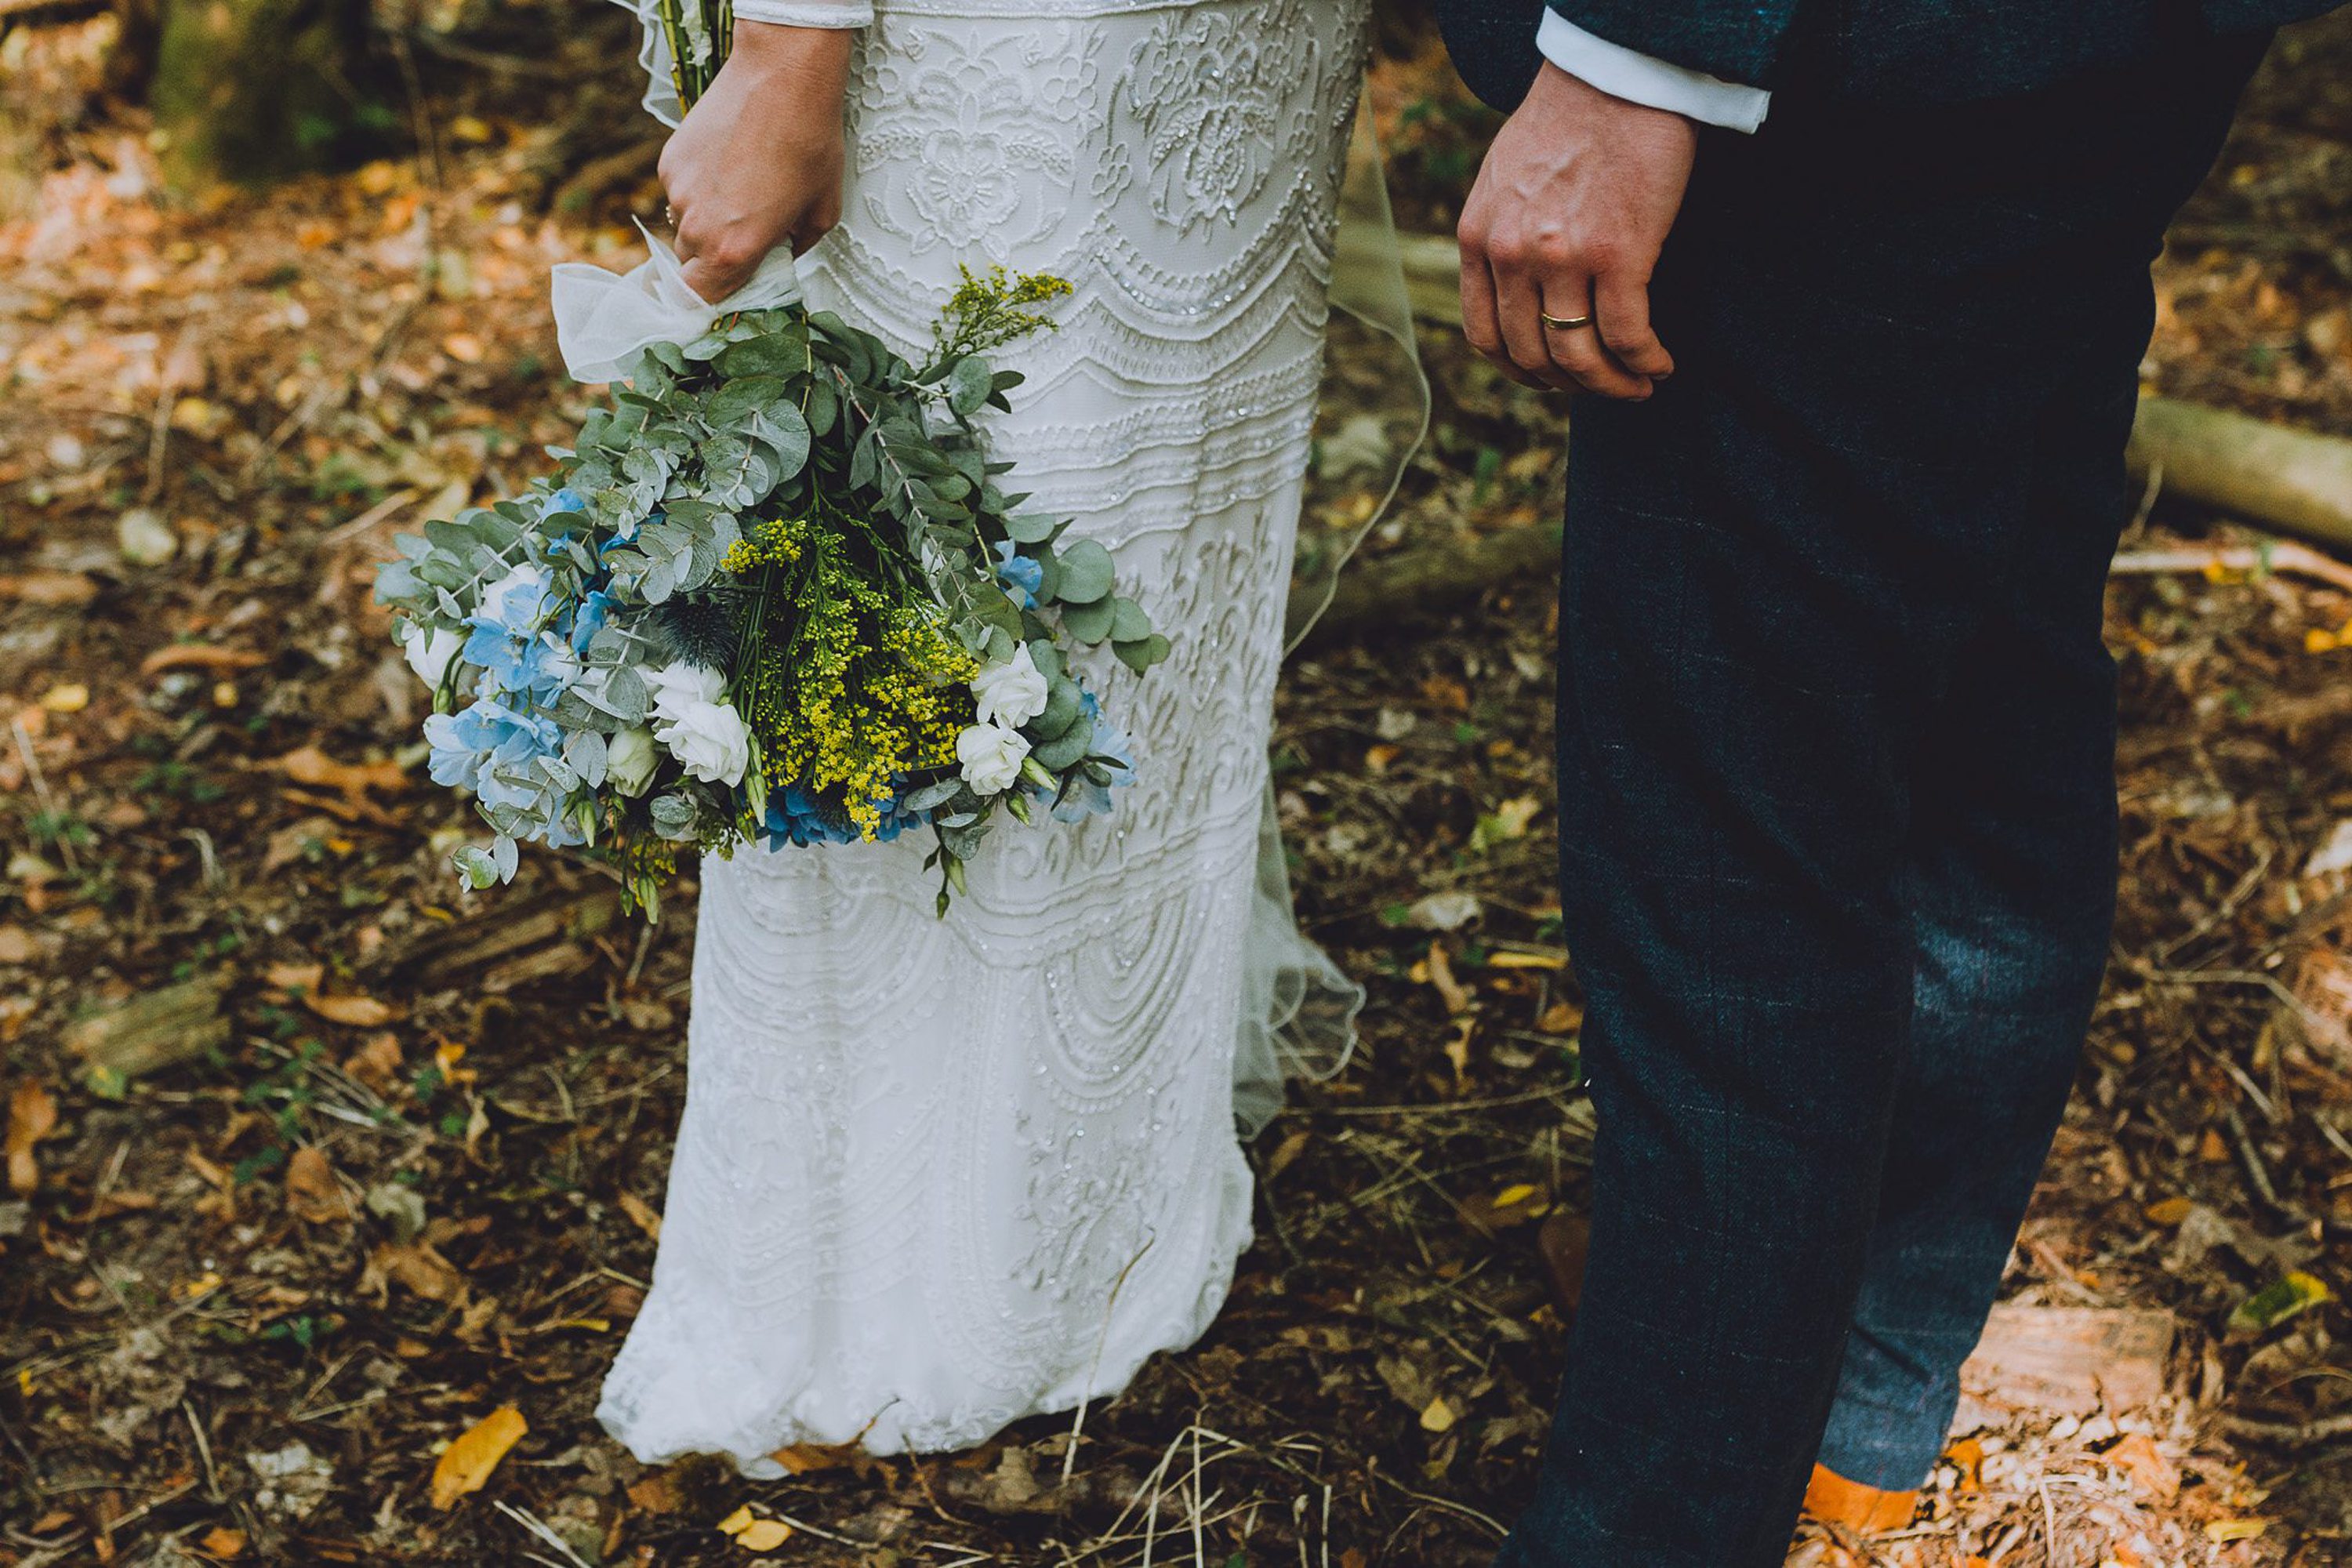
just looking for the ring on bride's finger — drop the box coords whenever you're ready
[1539,310,1594,332]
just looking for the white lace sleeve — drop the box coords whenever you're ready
[610,0,869,129]
[733,0,873,26]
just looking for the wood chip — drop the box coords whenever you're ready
[1958,1304,2175,1417]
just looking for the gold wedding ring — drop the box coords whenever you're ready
[1540,310,1594,332]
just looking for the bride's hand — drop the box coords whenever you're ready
[659,22,853,304]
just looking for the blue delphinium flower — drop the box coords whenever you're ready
[869,786,926,844]
[764,784,858,848]
[425,695,583,848]
[463,561,580,702]
[539,487,588,519]
[1051,690,1137,822]
[763,782,931,848]
[424,696,553,805]
[566,586,618,655]
[994,540,1044,611]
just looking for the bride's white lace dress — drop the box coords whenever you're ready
[596,0,1370,1472]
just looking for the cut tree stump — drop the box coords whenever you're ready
[1955,1303,2176,1421]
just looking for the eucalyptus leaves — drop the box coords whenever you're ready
[378,263,1165,917]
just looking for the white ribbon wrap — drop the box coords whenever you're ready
[550,222,804,383]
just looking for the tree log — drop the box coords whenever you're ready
[149,0,384,185]
[2125,395,2352,555]
[1291,235,2352,643]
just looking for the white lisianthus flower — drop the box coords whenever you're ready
[971,643,1050,730]
[644,660,749,786]
[608,725,659,797]
[653,699,750,786]
[398,621,462,688]
[956,722,1031,795]
[645,659,727,720]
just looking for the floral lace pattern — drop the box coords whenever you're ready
[597,0,1369,1472]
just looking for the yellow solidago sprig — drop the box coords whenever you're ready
[931,266,1074,370]
[724,516,978,844]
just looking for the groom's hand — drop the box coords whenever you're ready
[660,22,853,304]
[1457,63,1697,399]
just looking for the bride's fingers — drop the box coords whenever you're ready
[680,249,756,305]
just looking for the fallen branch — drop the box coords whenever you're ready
[2111,540,2352,593]
[2216,1409,2352,1446]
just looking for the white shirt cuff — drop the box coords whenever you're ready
[731,0,871,27]
[1535,10,1771,133]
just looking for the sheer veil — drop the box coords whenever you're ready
[1232,93,1431,1138]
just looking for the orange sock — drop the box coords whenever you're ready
[1802,1465,1919,1534]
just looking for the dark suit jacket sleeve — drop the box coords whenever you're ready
[1545,0,1796,88]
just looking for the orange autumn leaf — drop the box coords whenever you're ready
[430,1405,528,1509]
[1425,942,1473,1015]
[199,1525,248,1559]
[7,1079,59,1196]
[626,1472,684,1515]
[770,1443,851,1475]
[265,960,326,994]
[364,1240,466,1304]
[2104,1432,2180,1501]
[304,991,398,1028]
[1944,1436,1984,1494]
[270,744,407,797]
[284,1145,345,1225]
[139,644,266,677]
[617,1189,663,1242]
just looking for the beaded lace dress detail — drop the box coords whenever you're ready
[595,0,1370,1471]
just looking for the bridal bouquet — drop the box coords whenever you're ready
[377,265,1165,919]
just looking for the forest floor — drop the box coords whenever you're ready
[4,9,2352,1568]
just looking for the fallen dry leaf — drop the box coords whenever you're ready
[7,1079,60,1196]
[430,1405,528,1508]
[364,1240,466,1304]
[736,1519,792,1550]
[344,1033,405,1094]
[1444,1015,1475,1081]
[284,1145,346,1225]
[1944,1436,1984,1494]
[626,1472,684,1515]
[139,644,267,677]
[304,991,399,1028]
[199,1525,248,1559]
[717,1506,793,1549]
[271,744,406,798]
[1425,942,1473,1015]
[770,1443,851,1475]
[0,924,35,965]
[265,960,326,994]
[2103,1432,2180,1501]
[617,1189,663,1242]
[0,571,99,606]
